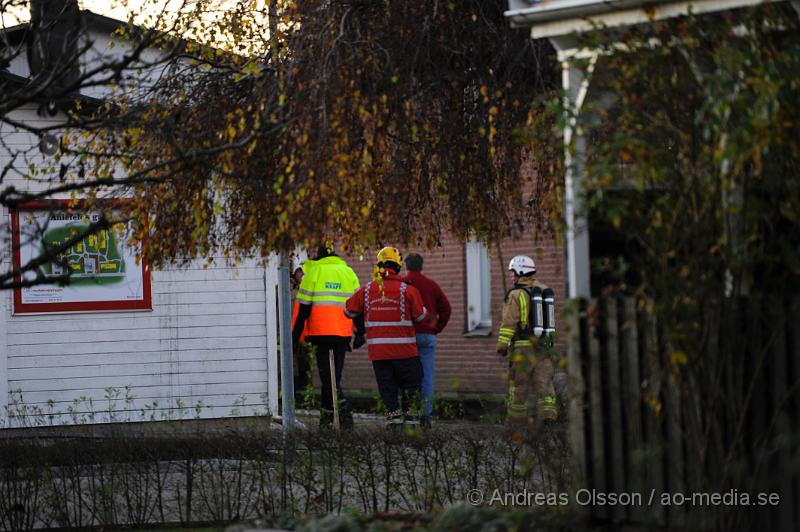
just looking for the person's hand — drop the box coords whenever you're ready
[353,334,366,349]
[496,345,508,358]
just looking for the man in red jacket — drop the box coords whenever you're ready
[402,253,451,424]
[345,247,428,427]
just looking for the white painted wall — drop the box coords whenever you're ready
[0,105,282,427]
[1,258,280,427]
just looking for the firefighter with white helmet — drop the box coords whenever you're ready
[497,255,558,429]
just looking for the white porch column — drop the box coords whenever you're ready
[555,41,596,299]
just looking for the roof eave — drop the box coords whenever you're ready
[506,0,778,38]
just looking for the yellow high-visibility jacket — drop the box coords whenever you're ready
[296,256,360,338]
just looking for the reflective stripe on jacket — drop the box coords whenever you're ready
[345,272,426,360]
[296,255,360,337]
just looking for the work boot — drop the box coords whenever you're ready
[386,410,404,429]
[340,411,354,430]
[319,409,334,430]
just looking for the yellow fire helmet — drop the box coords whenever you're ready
[376,246,402,266]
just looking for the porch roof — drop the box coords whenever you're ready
[505,0,774,39]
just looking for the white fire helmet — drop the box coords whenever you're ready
[508,255,536,276]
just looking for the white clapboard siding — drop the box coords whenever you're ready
[9,335,268,358]
[7,312,265,334]
[11,369,266,392]
[5,302,268,319]
[152,267,265,282]
[10,324,267,345]
[0,107,283,428]
[8,348,267,369]
[150,278,266,294]
[10,358,267,380]
[151,290,266,306]
[3,254,275,427]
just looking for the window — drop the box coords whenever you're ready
[465,236,492,335]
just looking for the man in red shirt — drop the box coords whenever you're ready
[345,247,428,427]
[402,253,451,424]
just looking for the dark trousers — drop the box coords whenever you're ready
[372,357,423,415]
[314,341,351,423]
[294,344,312,391]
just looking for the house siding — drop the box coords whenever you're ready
[0,106,278,426]
[1,260,275,424]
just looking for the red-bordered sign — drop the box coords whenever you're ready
[10,199,152,314]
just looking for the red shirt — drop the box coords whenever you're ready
[402,270,451,335]
[345,272,427,360]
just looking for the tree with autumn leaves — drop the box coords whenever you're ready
[0,0,245,289]
[104,0,562,269]
[3,0,563,285]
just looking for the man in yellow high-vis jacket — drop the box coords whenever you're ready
[293,244,362,428]
[496,255,557,429]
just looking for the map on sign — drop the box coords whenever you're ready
[13,205,151,313]
[41,223,126,283]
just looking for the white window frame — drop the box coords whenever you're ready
[465,236,492,334]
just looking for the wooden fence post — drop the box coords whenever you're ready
[574,294,799,531]
[620,297,645,523]
[587,298,608,520]
[663,335,684,528]
[746,298,770,530]
[790,296,800,525]
[769,298,792,531]
[603,297,626,523]
[641,303,665,526]
[566,299,588,492]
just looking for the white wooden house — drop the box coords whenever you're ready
[0,11,282,427]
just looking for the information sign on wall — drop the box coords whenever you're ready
[11,201,152,314]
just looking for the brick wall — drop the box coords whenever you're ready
[336,231,564,395]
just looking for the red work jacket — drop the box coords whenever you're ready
[345,272,427,360]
